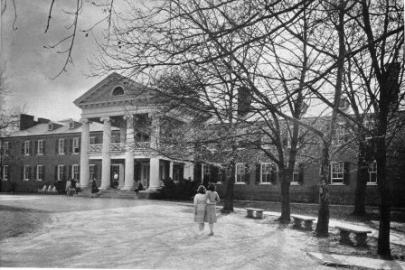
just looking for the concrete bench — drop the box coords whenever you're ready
[335,224,372,246]
[291,215,315,231]
[246,208,264,219]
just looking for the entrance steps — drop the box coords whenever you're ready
[77,188,159,200]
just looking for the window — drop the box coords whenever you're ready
[69,122,76,129]
[24,140,30,156]
[260,163,272,184]
[2,165,8,181]
[48,123,53,131]
[291,166,300,185]
[72,164,79,180]
[72,137,80,154]
[3,141,9,155]
[36,165,44,181]
[58,138,65,155]
[235,163,246,184]
[90,136,96,145]
[89,164,96,180]
[330,162,344,184]
[368,160,377,185]
[112,86,124,96]
[37,140,44,155]
[23,165,31,181]
[57,165,65,181]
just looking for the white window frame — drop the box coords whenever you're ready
[235,163,246,184]
[57,164,65,181]
[89,164,96,180]
[23,165,30,181]
[72,137,80,154]
[330,162,344,184]
[260,163,272,184]
[37,139,44,155]
[58,138,65,155]
[291,165,300,185]
[367,160,378,185]
[3,141,9,156]
[72,164,79,180]
[36,165,44,181]
[24,140,30,156]
[2,165,8,181]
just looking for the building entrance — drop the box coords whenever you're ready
[140,162,150,189]
[111,164,120,188]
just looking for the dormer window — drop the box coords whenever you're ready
[69,121,75,129]
[48,123,54,131]
[112,86,124,96]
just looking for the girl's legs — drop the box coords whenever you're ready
[209,223,214,235]
[199,223,204,231]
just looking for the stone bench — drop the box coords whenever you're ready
[246,208,264,219]
[335,224,372,246]
[291,214,315,231]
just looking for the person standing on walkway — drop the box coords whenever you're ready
[193,185,207,233]
[205,183,220,236]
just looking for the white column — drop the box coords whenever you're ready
[169,161,174,179]
[149,157,160,190]
[79,118,90,188]
[100,116,111,190]
[123,114,135,190]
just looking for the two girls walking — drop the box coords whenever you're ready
[193,184,220,236]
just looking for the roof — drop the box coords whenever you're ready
[6,121,119,137]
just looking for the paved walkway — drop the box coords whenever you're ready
[0,195,334,269]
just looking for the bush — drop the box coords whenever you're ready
[159,178,200,200]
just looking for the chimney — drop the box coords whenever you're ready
[237,87,251,117]
[19,114,36,130]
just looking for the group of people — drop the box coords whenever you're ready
[65,178,79,196]
[193,183,220,236]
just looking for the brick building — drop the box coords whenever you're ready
[1,73,404,206]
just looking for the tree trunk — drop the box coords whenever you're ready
[352,141,369,216]
[316,145,330,237]
[376,137,391,258]
[279,170,291,223]
[222,160,235,213]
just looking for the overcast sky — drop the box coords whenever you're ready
[1,0,118,121]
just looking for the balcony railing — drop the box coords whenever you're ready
[88,142,151,153]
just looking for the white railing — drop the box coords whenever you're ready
[88,142,150,153]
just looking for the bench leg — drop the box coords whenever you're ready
[355,233,368,247]
[256,211,263,219]
[304,220,313,231]
[247,210,254,218]
[340,231,351,245]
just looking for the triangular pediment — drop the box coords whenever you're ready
[74,73,157,107]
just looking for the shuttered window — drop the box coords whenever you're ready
[72,137,80,154]
[57,165,65,181]
[24,140,30,156]
[367,160,377,185]
[72,164,79,180]
[2,165,8,181]
[235,163,246,184]
[260,163,272,184]
[23,165,31,181]
[330,162,344,184]
[58,139,65,155]
[37,140,44,155]
[36,165,44,181]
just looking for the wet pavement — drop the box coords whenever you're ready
[0,194,338,269]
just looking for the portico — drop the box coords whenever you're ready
[74,73,194,192]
